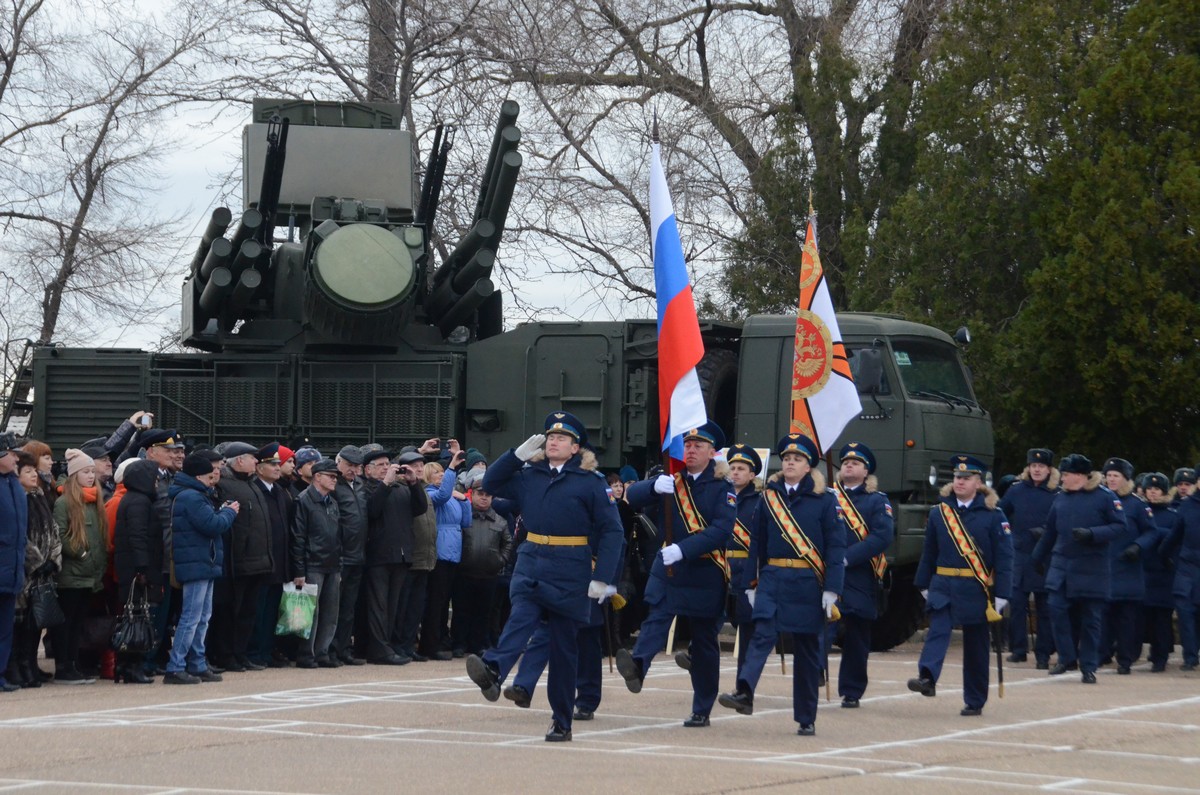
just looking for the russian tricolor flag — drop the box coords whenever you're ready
[650,140,707,469]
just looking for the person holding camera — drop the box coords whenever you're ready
[362,450,428,664]
[165,454,239,684]
[418,443,472,661]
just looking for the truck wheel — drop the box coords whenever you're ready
[870,570,925,651]
[695,348,738,432]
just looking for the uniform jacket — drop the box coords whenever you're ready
[1164,491,1200,605]
[53,489,107,592]
[427,468,471,563]
[838,475,894,620]
[741,471,845,633]
[1109,484,1155,601]
[364,477,429,566]
[999,468,1060,593]
[727,482,762,623]
[460,505,513,578]
[915,483,1014,626]
[114,461,166,590]
[333,476,368,567]
[629,459,736,619]
[1032,473,1126,601]
[218,468,274,578]
[483,449,623,623]
[290,485,341,577]
[1146,501,1180,608]
[1,471,29,596]
[169,473,236,583]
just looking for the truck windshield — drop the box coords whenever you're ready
[891,339,975,404]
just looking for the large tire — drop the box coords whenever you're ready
[870,568,925,651]
[695,348,738,434]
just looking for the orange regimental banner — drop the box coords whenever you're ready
[938,503,993,594]
[834,483,887,581]
[790,213,861,452]
[762,488,826,585]
[673,474,730,581]
[731,519,751,552]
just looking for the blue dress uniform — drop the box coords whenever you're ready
[465,412,624,740]
[1032,455,1127,679]
[619,422,735,724]
[509,598,605,717]
[1163,488,1200,669]
[725,444,763,675]
[834,443,894,705]
[1099,459,1156,672]
[911,456,1013,714]
[999,449,1059,666]
[1145,478,1181,671]
[725,433,844,733]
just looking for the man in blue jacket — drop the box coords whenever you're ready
[1163,468,1200,671]
[1100,457,1156,674]
[465,411,623,742]
[166,453,239,685]
[1143,473,1180,671]
[999,448,1059,668]
[725,444,763,678]
[616,421,736,729]
[717,433,843,736]
[1032,454,1126,683]
[832,441,893,709]
[909,455,1013,716]
[0,433,27,693]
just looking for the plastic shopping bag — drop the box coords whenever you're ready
[275,582,319,639]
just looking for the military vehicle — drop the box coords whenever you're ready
[4,98,992,650]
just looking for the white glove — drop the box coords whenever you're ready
[822,591,838,618]
[746,589,756,608]
[600,584,617,604]
[921,589,929,601]
[653,474,675,494]
[994,597,1008,613]
[587,580,606,600]
[660,543,683,566]
[515,434,546,461]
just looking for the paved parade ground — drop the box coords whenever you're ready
[1,636,1197,794]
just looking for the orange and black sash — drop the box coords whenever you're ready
[731,517,752,553]
[673,473,731,581]
[834,483,887,581]
[938,503,1002,622]
[762,487,826,585]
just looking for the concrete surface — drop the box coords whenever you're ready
[0,636,1198,794]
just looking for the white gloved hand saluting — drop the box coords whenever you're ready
[994,597,1008,614]
[660,543,684,566]
[821,591,838,619]
[514,434,546,462]
[746,589,756,608]
[587,580,606,600]
[653,474,675,494]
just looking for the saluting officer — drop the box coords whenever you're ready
[615,421,736,729]
[464,412,624,742]
[1032,454,1126,683]
[999,448,1060,669]
[725,444,763,676]
[717,433,844,737]
[1142,473,1181,671]
[908,455,1013,717]
[1100,457,1156,674]
[832,442,893,709]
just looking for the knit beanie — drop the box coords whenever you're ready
[114,458,138,485]
[182,453,215,478]
[65,448,95,478]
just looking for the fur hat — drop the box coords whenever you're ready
[1059,454,1093,475]
[65,448,95,478]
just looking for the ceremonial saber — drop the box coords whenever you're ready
[603,602,615,673]
[779,635,786,675]
[992,619,1005,698]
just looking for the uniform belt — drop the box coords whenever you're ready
[936,566,992,584]
[525,532,589,547]
[727,550,749,559]
[767,557,811,569]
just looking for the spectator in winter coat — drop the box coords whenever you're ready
[418,455,471,660]
[112,460,166,684]
[394,451,439,662]
[290,459,342,668]
[451,486,513,656]
[0,434,29,693]
[165,454,238,685]
[6,451,60,689]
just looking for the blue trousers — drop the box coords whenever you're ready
[1177,601,1199,666]
[1010,589,1055,661]
[512,622,603,712]
[1048,592,1104,673]
[838,612,872,700]
[739,616,821,724]
[1101,600,1143,668]
[0,593,14,687]
[483,596,581,729]
[169,579,214,674]
[918,607,992,710]
[632,608,721,717]
[1143,606,1174,666]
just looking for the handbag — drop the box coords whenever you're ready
[111,580,159,654]
[29,577,66,629]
